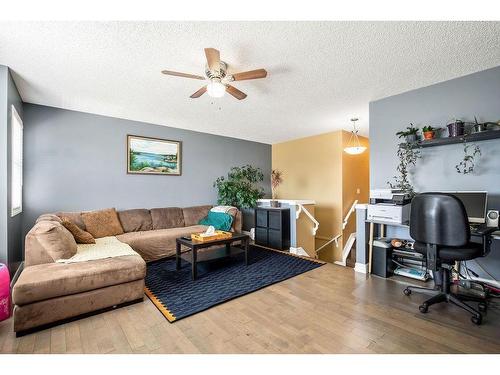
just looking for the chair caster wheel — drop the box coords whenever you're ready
[403,288,411,296]
[419,304,428,313]
[478,302,487,312]
[471,315,482,325]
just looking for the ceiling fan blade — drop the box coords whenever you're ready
[162,70,205,80]
[190,86,207,98]
[231,69,268,81]
[204,48,220,71]
[226,85,247,100]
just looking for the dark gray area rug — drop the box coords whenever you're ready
[145,245,324,322]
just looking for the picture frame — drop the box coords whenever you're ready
[127,134,182,176]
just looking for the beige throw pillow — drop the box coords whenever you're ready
[61,216,96,244]
[81,208,124,238]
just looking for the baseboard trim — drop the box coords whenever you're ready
[354,262,369,274]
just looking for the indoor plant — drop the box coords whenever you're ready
[387,142,421,197]
[396,124,419,143]
[270,169,284,207]
[213,165,265,209]
[455,140,481,174]
[422,125,438,140]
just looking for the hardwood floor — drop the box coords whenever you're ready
[1,263,499,354]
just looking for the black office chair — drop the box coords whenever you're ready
[403,193,493,325]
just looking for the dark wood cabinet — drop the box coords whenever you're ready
[254,207,290,250]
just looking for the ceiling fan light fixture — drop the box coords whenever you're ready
[207,79,226,98]
[344,118,367,155]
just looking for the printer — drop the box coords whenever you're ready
[367,189,412,224]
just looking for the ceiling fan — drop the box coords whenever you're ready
[161,48,267,100]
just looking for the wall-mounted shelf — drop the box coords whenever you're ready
[400,130,500,148]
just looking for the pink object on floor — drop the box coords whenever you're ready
[0,263,11,321]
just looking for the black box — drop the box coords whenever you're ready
[372,238,393,278]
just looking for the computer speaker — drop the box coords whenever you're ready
[486,210,499,228]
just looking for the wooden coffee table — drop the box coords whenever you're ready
[176,233,250,280]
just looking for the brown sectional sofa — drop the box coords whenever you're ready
[13,205,242,334]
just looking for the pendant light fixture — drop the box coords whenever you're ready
[344,118,367,155]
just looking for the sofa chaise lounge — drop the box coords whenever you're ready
[12,205,242,334]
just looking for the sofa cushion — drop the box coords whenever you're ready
[117,225,207,262]
[60,216,96,244]
[35,214,63,224]
[150,207,185,230]
[81,208,124,238]
[24,221,77,266]
[118,209,153,232]
[12,255,146,306]
[56,211,86,230]
[183,205,212,227]
[210,206,241,232]
[199,211,234,231]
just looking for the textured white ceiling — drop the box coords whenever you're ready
[0,21,499,144]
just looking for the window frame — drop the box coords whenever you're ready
[10,105,23,217]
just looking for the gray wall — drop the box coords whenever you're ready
[369,65,500,279]
[22,104,271,236]
[0,65,24,275]
[370,65,500,209]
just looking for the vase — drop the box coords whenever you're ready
[405,134,417,143]
[270,200,281,208]
[447,121,464,137]
[423,131,435,140]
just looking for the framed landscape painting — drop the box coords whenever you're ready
[127,135,182,175]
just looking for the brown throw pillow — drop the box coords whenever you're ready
[81,208,124,238]
[56,211,86,230]
[61,216,95,244]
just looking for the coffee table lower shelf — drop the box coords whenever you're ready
[175,233,250,280]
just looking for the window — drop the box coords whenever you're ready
[11,105,23,217]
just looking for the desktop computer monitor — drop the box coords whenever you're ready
[443,191,488,224]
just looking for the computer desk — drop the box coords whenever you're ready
[365,219,499,274]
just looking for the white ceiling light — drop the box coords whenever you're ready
[344,118,367,155]
[207,79,226,98]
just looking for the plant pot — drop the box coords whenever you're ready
[405,134,417,143]
[447,121,464,137]
[472,123,488,133]
[270,200,281,208]
[423,131,435,140]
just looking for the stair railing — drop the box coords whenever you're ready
[295,203,319,236]
[315,200,358,256]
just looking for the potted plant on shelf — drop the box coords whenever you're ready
[422,125,438,140]
[446,118,465,137]
[270,169,284,208]
[396,124,419,143]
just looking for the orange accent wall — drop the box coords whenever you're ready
[272,130,369,263]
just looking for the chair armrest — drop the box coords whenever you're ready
[471,227,496,256]
[482,229,495,256]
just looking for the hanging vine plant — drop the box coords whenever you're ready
[455,138,481,174]
[387,141,421,197]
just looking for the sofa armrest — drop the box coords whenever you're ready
[232,210,242,233]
